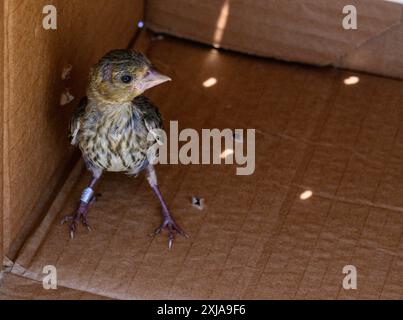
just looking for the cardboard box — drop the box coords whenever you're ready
[2,0,403,300]
[0,0,5,273]
[1,0,144,261]
[2,34,402,299]
[146,0,403,80]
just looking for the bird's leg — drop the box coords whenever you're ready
[147,166,188,249]
[62,175,100,238]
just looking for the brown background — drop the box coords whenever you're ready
[2,0,143,259]
[146,0,403,80]
[1,1,5,267]
[2,0,403,299]
[4,36,403,299]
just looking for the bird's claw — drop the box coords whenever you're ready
[61,202,92,238]
[150,218,188,250]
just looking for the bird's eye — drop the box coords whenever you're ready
[120,75,133,83]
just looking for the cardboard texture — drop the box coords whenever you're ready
[146,0,403,80]
[5,36,403,299]
[0,273,111,300]
[2,0,144,260]
[1,0,5,275]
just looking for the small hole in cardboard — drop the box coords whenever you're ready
[191,196,205,210]
[220,148,234,159]
[344,76,359,85]
[60,88,75,106]
[300,190,313,200]
[61,64,73,80]
[203,77,217,88]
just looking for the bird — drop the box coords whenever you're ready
[62,49,187,249]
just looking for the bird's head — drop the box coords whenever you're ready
[87,49,171,104]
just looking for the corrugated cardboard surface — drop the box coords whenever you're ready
[146,0,403,80]
[4,36,403,299]
[0,273,110,300]
[2,0,144,259]
[1,1,5,273]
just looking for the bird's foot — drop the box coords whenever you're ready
[150,215,188,250]
[61,201,92,238]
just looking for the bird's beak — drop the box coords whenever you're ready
[141,68,171,91]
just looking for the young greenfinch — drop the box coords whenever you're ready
[63,49,187,249]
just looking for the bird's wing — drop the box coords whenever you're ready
[133,95,163,133]
[69,97,88,145]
